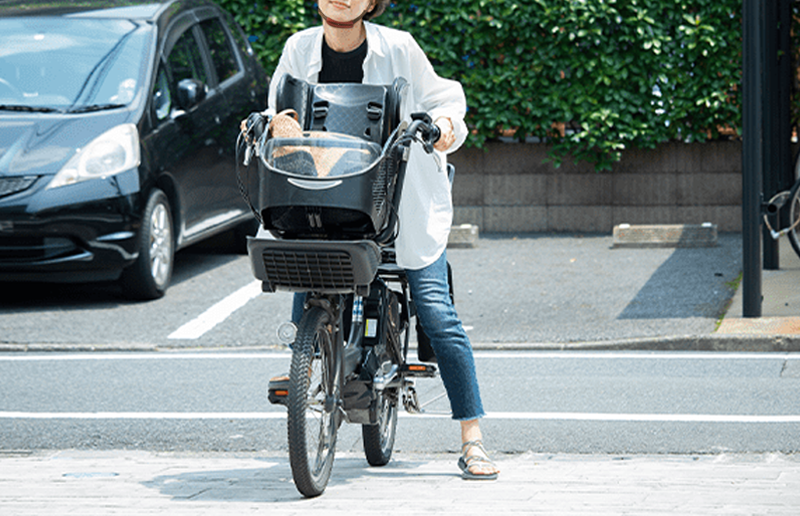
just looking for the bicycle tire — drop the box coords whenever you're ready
[362,289,405,467]
[788,177,800,260]
[362,388,399,466]
[287,306,338,498]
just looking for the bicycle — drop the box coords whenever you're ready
[237,75,445,497]
[763,156,800,259]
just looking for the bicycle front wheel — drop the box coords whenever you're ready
[788,178,800,260]
[287,306,338,498]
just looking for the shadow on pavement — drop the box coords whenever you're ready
[617,237,742,320]
[142,457,450,503]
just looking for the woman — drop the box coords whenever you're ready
[267,0,498,480]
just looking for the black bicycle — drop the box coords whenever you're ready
[238,75,444,497]
[762,151,800,259]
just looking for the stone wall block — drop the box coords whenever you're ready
[452,173,484,205]
[548,206,612,232]
[549,173,613,206]
[612,173,677,206]
[677,173,741,206]
[484,206,548,232]
[486,174,547,206]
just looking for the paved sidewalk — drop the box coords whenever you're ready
[718,236,800,337]
[1,450,799,515]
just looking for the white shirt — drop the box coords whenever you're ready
[265,22,468,270]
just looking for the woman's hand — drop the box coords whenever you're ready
[433,116,456,152]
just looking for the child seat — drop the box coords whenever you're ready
[257,75,408,239]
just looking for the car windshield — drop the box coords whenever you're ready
[0,16,151,111]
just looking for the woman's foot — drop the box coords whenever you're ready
[458,440,499,480]
[459,419,499,479]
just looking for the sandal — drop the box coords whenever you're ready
[458,440,499,480]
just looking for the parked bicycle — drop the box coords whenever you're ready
[237,76,445,497]
[762,153,800,258]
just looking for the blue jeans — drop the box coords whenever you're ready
[292,251,485,421]
[406,251,485,421]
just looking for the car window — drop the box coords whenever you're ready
[228,20,255,59]
[0,17,151,110]
[152,66,172,121]
[166,28,209,87]
[199,18,240,84]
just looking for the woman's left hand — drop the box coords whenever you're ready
[433,117,456,152]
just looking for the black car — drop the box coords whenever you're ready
[0,0,268,299]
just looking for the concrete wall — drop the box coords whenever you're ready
[449,140,742,233]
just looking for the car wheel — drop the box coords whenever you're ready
[120,189,174,300]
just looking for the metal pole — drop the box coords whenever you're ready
[777,0,794,233]
[762,0,779,270]
[742,0,763,317]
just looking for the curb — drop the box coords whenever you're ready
[471,334,800,352]
[3,335,800,353]
[612,223,718,248]
[0,342,159,353]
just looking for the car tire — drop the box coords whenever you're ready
[120,189,174,300]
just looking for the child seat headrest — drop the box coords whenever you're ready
[274,74,407,145]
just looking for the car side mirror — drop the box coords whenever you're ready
[176,78,207,110]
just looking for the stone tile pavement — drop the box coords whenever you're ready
[1,450,799,515]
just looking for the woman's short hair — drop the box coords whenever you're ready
[364,0,390,20]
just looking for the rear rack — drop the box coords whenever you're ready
[247,237,381,295]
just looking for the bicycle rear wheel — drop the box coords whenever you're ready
[788,178,800,260]
[362,387,399,466]
[287,306,338,498]
[362,289,406,466]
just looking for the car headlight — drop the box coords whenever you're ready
[47,123,141,189]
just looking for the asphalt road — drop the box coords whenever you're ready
[1,350,798,455]
[0,233,743,349]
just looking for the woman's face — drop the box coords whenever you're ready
[319,0,375,23]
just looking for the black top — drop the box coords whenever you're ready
[319,37,367,83]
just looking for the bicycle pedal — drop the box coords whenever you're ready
[401,363,438,378]
[267,378,290,406]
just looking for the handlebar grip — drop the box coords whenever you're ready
[410,112,440,152]
[245,112,266,141]
[429,123,441,145]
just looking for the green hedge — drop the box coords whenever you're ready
[218,0,751,171]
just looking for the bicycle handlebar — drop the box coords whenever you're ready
[408,112,441,154]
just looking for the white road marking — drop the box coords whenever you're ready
[167,281,262,340]
[0,353,292,361]
[1,411,799,423]
[1,351,797,362]
[472,351,800,360]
